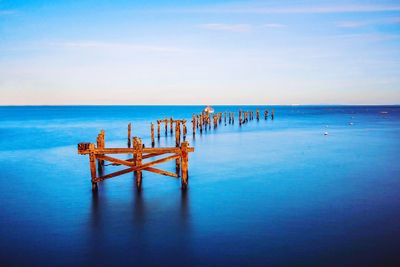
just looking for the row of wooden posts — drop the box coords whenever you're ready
[79,108,274,192]
[146,109,275,144]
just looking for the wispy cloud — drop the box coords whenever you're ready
[336,17,400,28]
[50,41,182,53]
[262,23,287,28]
[198,23,252,32]
[0,10,16,15]
[162,4,400,14]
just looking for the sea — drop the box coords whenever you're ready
[0,105,399,266]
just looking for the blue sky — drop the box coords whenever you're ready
[0,0,399,105]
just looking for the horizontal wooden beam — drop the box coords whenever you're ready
[144,167,178,178]
[78,147,194,155]
[97,155,134,167]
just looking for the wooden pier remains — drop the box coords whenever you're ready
[78,131,194,191]
[78,107,275,193]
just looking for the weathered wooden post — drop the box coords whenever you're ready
[192,115,196,136]
[256,109,260,120]
[264,110,268,120]
[127,123,132,148]
[181,141,189,189]
[165,119,168,135]
[231,112,234,124]
[88,143,98,191]
[96,133,103,170]
[133,137,143,189]
[183,120,187,140]
[199,114,203,133]
[151,122,155,147]
[175,121,181,176]
[157,120,161,139]
[239,110,242,125]
[271,109,275,120]
[170,117,173,134]
[175,120,181,147]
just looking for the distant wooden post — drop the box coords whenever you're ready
[181,141,189,189]
[157,120,161,139]
[271,109,275,120]
[239,111,242,125]
[170,117,173,134]
[127,123,131,148]
[133,137,143,189]
[256,109,260,120]
[175,121,181,147]
[264,110,268,120]
[192,115,196,136]
[164,119,168,135]
[231,112,234,124]
[183,121,187,140]
[88,143,98,191]
[151,122,155,147]
[199,115,203,133]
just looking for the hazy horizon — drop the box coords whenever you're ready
[1,0,399,105]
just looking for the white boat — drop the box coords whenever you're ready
[203,105,214,114]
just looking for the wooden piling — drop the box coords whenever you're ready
[165,118,168,135]
[199,114,203,133]
[271,109,275,120]
[127,123,131,148]
[175,121,181,176]
[183,121,187,140]
[192,115,196,136]
[157,120,161,139]
[133,137,143,188]
[170,117,173,134]
[256,109,260,120]
[181,141,189,189]
[175,120,181,147]
[88,143,98,191]
[151,122,155,147]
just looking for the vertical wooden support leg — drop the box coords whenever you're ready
[127,123,132,148]
[133,137,143,189]
[89,143,98,191]
[181,141,189,189]
[151,122,155,148]
[165,119,168,135]
[272,109,275,120]
[175,121,181,176]
[170,117,173,134]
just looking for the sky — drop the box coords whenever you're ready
[0,0,399,105]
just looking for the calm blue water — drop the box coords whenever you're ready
[0,105,399,266]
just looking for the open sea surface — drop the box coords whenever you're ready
[0,105,399,266]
